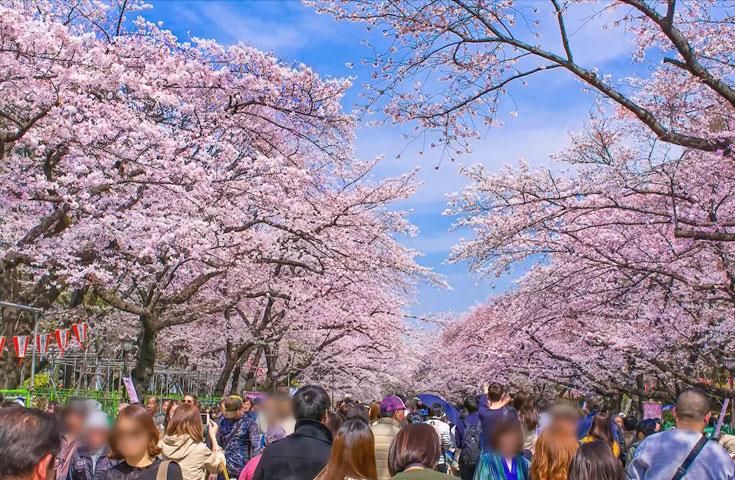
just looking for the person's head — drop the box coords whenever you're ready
[379,395,406,422]
[316,419,377,480]
[549,403,580,437]
[325,411,344,435]
[675,388,711,431]
[60,404,86,437]
[614,414,624,430]
[567,440,625,480]
[0,408,61,480]
[182,394,198,407]
[164,400,180,428]
[223,395,244,420]
[623,415,638,432]
[46,401,60,415]
[516,397,539,432]
[165,403,203,442]
[636,419,657,440]
[429,402,444,419]
[588,412,614,446]
[530,424,578,480]
[368,401,380,423]
[490,419,524,458]
[109,404,161,462]
[293,385,331,423]
[388,423,441,475]
[145,396,158,414]
[81,410,110,451]
[488,382,505,403]
[242,397,253,413]
[583,396,602,415]
[463,395,479,414]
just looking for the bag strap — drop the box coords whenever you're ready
[671,434,709,480]
[156,460,171,480]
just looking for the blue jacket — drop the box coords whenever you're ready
[67,446,118,480]
[219,416,262,477]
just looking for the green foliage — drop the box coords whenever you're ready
[23,371,50,389]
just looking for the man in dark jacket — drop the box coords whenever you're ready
[253,385,333,480]
[67,411,118,480]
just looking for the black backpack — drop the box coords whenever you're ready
[460,420,482,467]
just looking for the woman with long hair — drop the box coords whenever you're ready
[567,440,625,480]
[105,404,183,480]
[580,413,621,459]
[473,420,529,480]
[387,423,454,479]
[529,425,578,480]
[160,403,224,480]
[164,400,181,431]
[315,419,377,480]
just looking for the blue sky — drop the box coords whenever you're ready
[143,0,634,316]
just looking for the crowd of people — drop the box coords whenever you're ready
[1,382,735,480]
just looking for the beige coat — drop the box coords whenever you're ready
[371,417,402,480]
[160,434,224,480]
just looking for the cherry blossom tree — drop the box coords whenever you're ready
[0,0,432,393]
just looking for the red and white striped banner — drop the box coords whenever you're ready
[35,333,52,355]
[13,335,30,359]
[0,336,6,356]
[71,323,88,346]
[55,328,71,354]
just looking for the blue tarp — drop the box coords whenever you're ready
[418,393,460,425]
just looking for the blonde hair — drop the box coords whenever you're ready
[166,403,204,443]
[530,425,578,480]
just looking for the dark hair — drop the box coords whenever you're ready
[463,395,478,413]
[325,412,344,435]
[0,408,61,479]
[388,423,441,475]
[568,440,625,480]
[676,388,710,422]
[488,383,505,402]
[623,415,638,432]
[315,419,377,480]
[293,385,330,422]
[588,413,614,448]
[109,404,161,459]
[514,394,538,431]
[430,402,444,418]
[636,419,657,438]
[490,419,524,455]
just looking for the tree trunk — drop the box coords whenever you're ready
[243,347,264,391]
[214,342,254,396]
[230,361,242,395]
[132,316,157,397]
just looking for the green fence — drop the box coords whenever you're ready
[0,388,226,414]
[1,388,123,415]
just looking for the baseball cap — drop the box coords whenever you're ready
[380,395,406,415]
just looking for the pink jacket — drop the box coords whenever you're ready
[238,454,262,480]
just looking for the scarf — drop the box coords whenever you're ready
[476,452,528,480]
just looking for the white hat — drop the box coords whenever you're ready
[85,410,109,430]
